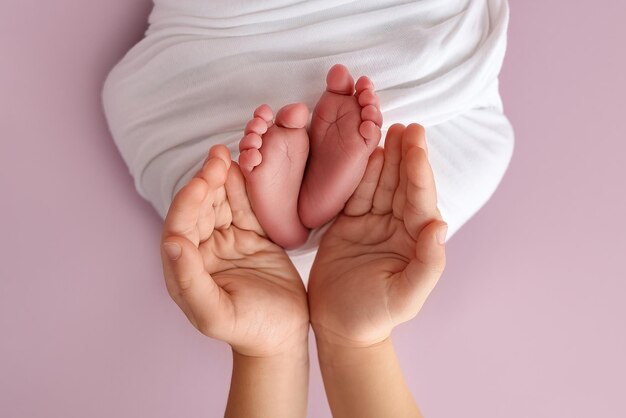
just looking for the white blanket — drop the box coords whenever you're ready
[103,0,514,280]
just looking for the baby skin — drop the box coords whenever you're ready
[239,64,383,248]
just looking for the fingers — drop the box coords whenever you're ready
[196,146,234,232]
[211,183,233,231]
[344,147,384,216]
[194,145,230,190]
[161,155,225,321]
[372,124,405,214]
[225,162,266,236]
[404,220,447,283]
[163,176,209,246]
[403,145,441,241]
[392,124,427,219]
[202,144,232,176]
[389,220,448,323]
[161,235,218,297]
[163,144,230,244]
[195,153,230,241]
[403,123,428,156]
[160,234,224,333]
[161,144,235,338]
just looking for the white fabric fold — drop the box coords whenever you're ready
[103,0,514,281]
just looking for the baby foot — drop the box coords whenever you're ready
[239,103,310,249]
[298,64,383,228]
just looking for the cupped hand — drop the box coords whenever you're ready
[308,124,448,348]
[160,145,309,357]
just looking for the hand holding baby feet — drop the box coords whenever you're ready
[161,145,309,357]
[299,64,383,228]
[239,103,310,249]
[307,124,447,348]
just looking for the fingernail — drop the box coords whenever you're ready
[436,224,448,245]
[163,242,182,260]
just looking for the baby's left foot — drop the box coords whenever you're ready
[299,64,383,228]
[239,103,310,249]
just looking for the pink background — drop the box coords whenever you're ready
[1,1,625,417]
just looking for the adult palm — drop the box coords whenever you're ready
[160,145,309,357]
[308,124,448,348]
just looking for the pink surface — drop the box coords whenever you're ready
[1,1,625,417]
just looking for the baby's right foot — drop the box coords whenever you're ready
[239,103,310,249]
[298,64,383,229]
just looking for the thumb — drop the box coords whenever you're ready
[161,236,222,332]
[407,220,448,280]
[390,220,448,322]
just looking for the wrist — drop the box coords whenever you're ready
[315,335,422,418]
[311,321,391,350]
[315,334,394,368]
[227,331,309,418]
[232,330,309,364]
[229,321,310,358]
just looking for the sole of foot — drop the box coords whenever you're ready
[239,103,311,249]
[298,64,383,229]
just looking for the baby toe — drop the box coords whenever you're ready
[239,133,263,152]
[245,117,270,135]
[358,89,380,109]
[253,104,274,124]
[355,76,374,97]
[238,148,263,175]
[326,64,355,95]
[361,104,383,127]
[274,103,309,129]
[359,120,382,145]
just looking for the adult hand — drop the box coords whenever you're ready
[160,145,309,357]
[308,124,448,348]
